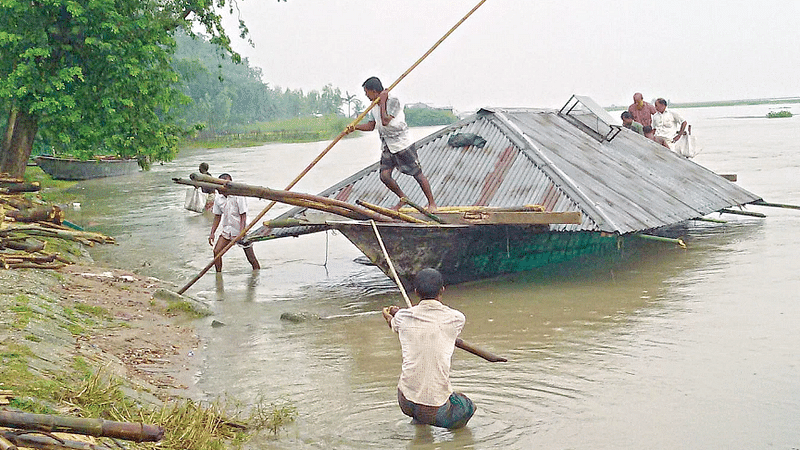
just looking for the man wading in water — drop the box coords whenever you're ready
[345,76,437,211]
[382,268,475,429]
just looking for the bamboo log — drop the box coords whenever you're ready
[174,177,391,223]
[356,200,429,224]
[0,410,164,442]
[637,234,687,249]
[751,200,800,210]
[400,197,444,223]
[718,208,766,218]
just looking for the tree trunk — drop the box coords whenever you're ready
[0,109,38,178]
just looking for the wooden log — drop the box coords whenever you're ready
[0,181,40,193]
[0,435,16,450]
[6,261,66,269]
[2,238,46,253]
[0,195,37,210]
[6,206,64,224]
[0,225,114,244]
[0,410,164,442]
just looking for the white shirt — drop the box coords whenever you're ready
[390,300,466,406]
[371,96,411,153]
[653,109,685,139]
[212,194,248,238]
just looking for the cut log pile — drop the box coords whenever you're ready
[0,174,115,270]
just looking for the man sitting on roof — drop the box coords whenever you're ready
[653,98,689,156]
[628,92,657,127]
[643,125,670,149]
[621,111,644,135]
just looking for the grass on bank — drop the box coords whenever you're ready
[183,114,353,149]
[0,354,296,449]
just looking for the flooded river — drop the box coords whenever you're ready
[73,104,799,449]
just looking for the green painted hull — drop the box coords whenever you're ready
[331,221,622,285]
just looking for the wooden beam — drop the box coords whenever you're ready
[420,210,582,225]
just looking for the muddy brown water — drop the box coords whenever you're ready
[73,104,800,449]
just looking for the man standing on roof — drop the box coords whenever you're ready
[345,76,437,211]
[382,268,475,429]
[628,92,657,127]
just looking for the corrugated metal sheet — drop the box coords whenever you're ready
[248,97,761,240]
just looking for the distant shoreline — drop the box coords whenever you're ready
[607,97,800,111]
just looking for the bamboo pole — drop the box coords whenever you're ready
[636,234,687,249]
[177,0,489,294]
[370,220,507,363]
[356,200,429,224]
[719,208,767,218]
[401,197,444,223]
[751,200,800,210]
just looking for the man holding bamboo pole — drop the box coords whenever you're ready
[382,268,476,429]
[345,77,437,211]
[208,173,260,272]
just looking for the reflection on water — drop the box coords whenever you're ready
[70,108,800,449]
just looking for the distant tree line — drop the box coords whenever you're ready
[172,32,350,137]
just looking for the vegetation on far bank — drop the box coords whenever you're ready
[181,105,459,149]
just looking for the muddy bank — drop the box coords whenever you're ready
[0,259,203,406]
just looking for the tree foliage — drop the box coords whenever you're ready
[172,32,345,136]
[0,0,249,176]
[404,106,458,127]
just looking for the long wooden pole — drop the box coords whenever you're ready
[370,220,507,363]
[178,0,488,294]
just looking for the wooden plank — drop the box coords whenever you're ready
[414,210,581,225]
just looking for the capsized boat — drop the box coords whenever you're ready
[233,95,764,285]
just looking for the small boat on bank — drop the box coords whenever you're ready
[178,95,768,285]
[35,155,141,180]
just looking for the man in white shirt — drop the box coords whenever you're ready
[208,173,260,272]
[653,98,689,155]
[346,77,437,211]
[382,268,475,429]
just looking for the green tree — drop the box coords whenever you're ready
[0,0,250,177]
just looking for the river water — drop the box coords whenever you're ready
[72,104,799,449]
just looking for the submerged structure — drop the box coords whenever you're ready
[230,96,764,284]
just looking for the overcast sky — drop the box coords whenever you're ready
[220,0,799,112]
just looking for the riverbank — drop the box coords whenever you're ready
[0,178,294,448]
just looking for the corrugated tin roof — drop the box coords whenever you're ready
[247,96,761,240]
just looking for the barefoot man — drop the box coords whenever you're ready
[345,76,437,211]
[382,268,475,429]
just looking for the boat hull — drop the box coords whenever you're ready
[35,156,140,180]
[330,221,622,285]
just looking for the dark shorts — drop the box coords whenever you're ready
[380,143,422,177]
[397,389,476,429]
